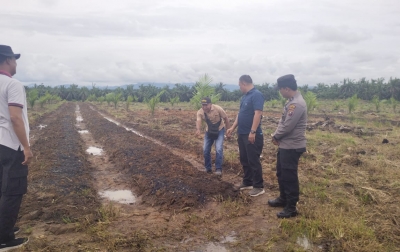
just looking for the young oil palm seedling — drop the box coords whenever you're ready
[303,91,318,114]
[147,90,165,116]
[348,94,358,114]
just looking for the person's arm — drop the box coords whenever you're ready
[218,107,231,131]
[248,110,263,144]
[196,111,202,135]
[9,106,33,165]
[224,116,230,131]
[226,114,238,137]
[273,103,304,140]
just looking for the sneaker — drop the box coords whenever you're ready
[0,237,29,251]
[13,227,19,235]
[205,169,212,174]
[215,170,222,176]
[249,188,265,197]
[236,184,253,191]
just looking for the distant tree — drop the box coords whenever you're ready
[147,90,165,116]
[169,96,180,106]
[27,89,39,109]
[190,74,220,110]
[348,94,359,114]
[303,91,318,114]
[126,95,134,111]
[38,93,52,108]
[97,96,105,104]
[371,95,381,112]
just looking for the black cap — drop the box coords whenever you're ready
[0,45,20,59]
[275,74,297,90]
[201,97,211,105]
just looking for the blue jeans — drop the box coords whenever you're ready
[203,128,225,172]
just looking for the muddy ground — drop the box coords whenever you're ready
[16,102,286,252]
[15,101,400,251]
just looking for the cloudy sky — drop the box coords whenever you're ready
[2,0,399,86]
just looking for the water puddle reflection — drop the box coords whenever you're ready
[78,130,89,134]
[86,146,103,155]
[99,190,136,204]
[37,124,47,130]
[204,243,228,252]
[297,235,313,250]
[221,231,237,243]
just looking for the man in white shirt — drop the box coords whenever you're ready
[0,45,31,250]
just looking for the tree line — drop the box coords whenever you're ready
[24,77,400,107]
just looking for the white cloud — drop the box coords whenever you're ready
[1,0,399,86]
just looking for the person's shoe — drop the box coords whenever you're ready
[215,170,222,176]
[268,197,286,207]
[205,169,212,174]
[249,188,265,197]
[13,227,20,235]
[277,208,298,218]
[0,237,29,251]
[236,184,253,191]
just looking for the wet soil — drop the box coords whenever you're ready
[80,103,238,209]
[18,103,100,251]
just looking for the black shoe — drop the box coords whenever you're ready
[13,227,20,235]
[268,197,286,207]
[277,208,298,219]
[0,237,29,251]
[206,170,212,174]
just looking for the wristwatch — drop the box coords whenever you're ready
[250,130,256,134]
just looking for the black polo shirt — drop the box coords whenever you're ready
[238,88,264,134]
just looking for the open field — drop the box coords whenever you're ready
[15,100,400,251]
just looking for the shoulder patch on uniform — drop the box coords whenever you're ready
[287,104,296,116]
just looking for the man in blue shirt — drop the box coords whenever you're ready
[227,75,265,197]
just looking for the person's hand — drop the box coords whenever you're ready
[22,147,33,165]
[248,133,255,144]
[226,128,234,138]
[271,136,279,146]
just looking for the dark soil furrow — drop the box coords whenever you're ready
[19,102,100,250]
[80,103,238,209]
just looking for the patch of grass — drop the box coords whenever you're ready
[98,203,119,223]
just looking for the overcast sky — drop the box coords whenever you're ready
[1,0,399,86]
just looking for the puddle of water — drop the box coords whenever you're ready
[221,231,237,243]
[99,190,136,204]
[86,146,103,155]
[203,243,228,252]
[297,235,312,250]
[37,124,47,130]
[76,116,83,122]
[78,130,89,134]
[124,127,144,137]
[104,117,120,126]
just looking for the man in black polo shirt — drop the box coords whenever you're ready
[227,75,265,197]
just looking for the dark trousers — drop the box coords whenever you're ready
[276,148,305,208]
[0,145,28,243]
[238,134,264,188]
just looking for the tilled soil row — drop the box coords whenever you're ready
[80,103,238,209]
[19,102,100,249]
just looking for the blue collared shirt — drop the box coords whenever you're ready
[238,88,264,134]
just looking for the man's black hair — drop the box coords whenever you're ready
[239,75,253,84]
